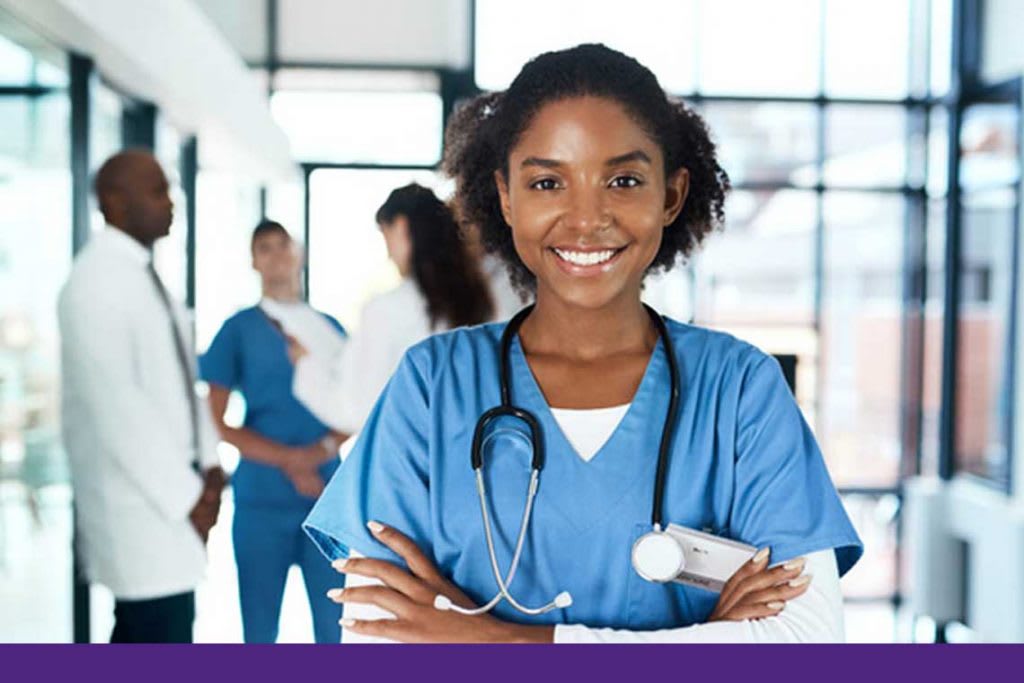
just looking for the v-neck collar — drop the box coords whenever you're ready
[507,333,670,533]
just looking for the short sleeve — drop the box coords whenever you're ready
[199,315,242,389]
[303,347,432,567]
[730,354,863,576]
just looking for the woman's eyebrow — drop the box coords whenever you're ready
[520,151,652,169]
[606,150,652,166]
[520,156,564,169]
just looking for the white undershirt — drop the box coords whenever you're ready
[549,404,631,461]
[339,407,846,643]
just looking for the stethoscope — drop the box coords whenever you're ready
[433,303,685,616]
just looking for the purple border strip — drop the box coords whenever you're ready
[3,644,1023,683]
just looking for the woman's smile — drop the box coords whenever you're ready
[549,245,628,276]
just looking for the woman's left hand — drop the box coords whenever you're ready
[329,521,553,643]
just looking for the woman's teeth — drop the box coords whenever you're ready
[553,248,617,266]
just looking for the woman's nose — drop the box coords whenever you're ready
[563,188,611,234]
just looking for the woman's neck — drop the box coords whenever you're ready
[519,287,655,362]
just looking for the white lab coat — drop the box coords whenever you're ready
[58,227,219,600]
[293,265,525,435]
[293,278,434,434]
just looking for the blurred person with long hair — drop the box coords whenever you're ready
[292,184,494,435]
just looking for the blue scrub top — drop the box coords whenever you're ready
[304,319,863,630]
[200,306,344,508]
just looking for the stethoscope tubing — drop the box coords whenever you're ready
[444,304,680,615]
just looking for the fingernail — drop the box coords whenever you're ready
[367,520,384,534]
[331,559,348,571]
[752,548,770,565]
[326,588,344,600]
[783,558,807,571]
[789,575,812,588]
[767,601,785,610]
[339,618,355,628]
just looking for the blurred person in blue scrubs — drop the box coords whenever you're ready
[303,45,863,643]
[291,184,495,435]
[200,220,348,643]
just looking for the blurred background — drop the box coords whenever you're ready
[0,0,1022,643]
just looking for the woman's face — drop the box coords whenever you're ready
[379,215,413,277]
[252,230,302,284]
[496,96,688,312]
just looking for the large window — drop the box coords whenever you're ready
[307,168,450,331]
[269,66,450,333]
[151,115,189,302]
[194,172,263,350]
[0,28,72,643]
[953,100,1021,488]
[269,69,443,166]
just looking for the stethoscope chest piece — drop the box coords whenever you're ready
[632,529,685,583]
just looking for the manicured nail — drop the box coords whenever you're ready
[326,588,344,600]
[331,559,348,571]
[340,618,355,628]
[367,520,385,534]
[767,601,785,610]
[783,558,806,571]
[752,548,770,565]
[789,575,812,588]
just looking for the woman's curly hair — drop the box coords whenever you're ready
[442,43,730,294]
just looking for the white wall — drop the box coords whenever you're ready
[278,0,470,67]
[195,0,268,63]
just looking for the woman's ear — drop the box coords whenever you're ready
[664,167,690,226]
[494,170,513,227]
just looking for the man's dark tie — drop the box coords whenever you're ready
[146,261,200,470]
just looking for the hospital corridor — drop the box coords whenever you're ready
[1,0,1024,646]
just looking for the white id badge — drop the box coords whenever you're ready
[663,524,757,592]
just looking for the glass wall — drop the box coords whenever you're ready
[152,115,189,301]
[275,68,448,331]
[194,172,262,350]
[0,27,72,643]
[307,169,448,330]
[954,101,1021,488]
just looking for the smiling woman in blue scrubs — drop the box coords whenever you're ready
[201,221,347,643]
[303,45,863,643]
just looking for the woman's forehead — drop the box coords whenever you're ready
[510,96,662,164]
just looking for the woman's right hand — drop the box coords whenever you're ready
[707,549,812,622]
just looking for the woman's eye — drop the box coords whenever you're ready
[610,175,642,188]
[530,178,560,191]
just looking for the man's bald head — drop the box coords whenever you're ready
[94,149,173,247]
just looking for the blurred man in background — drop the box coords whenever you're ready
[58,150,225,643]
